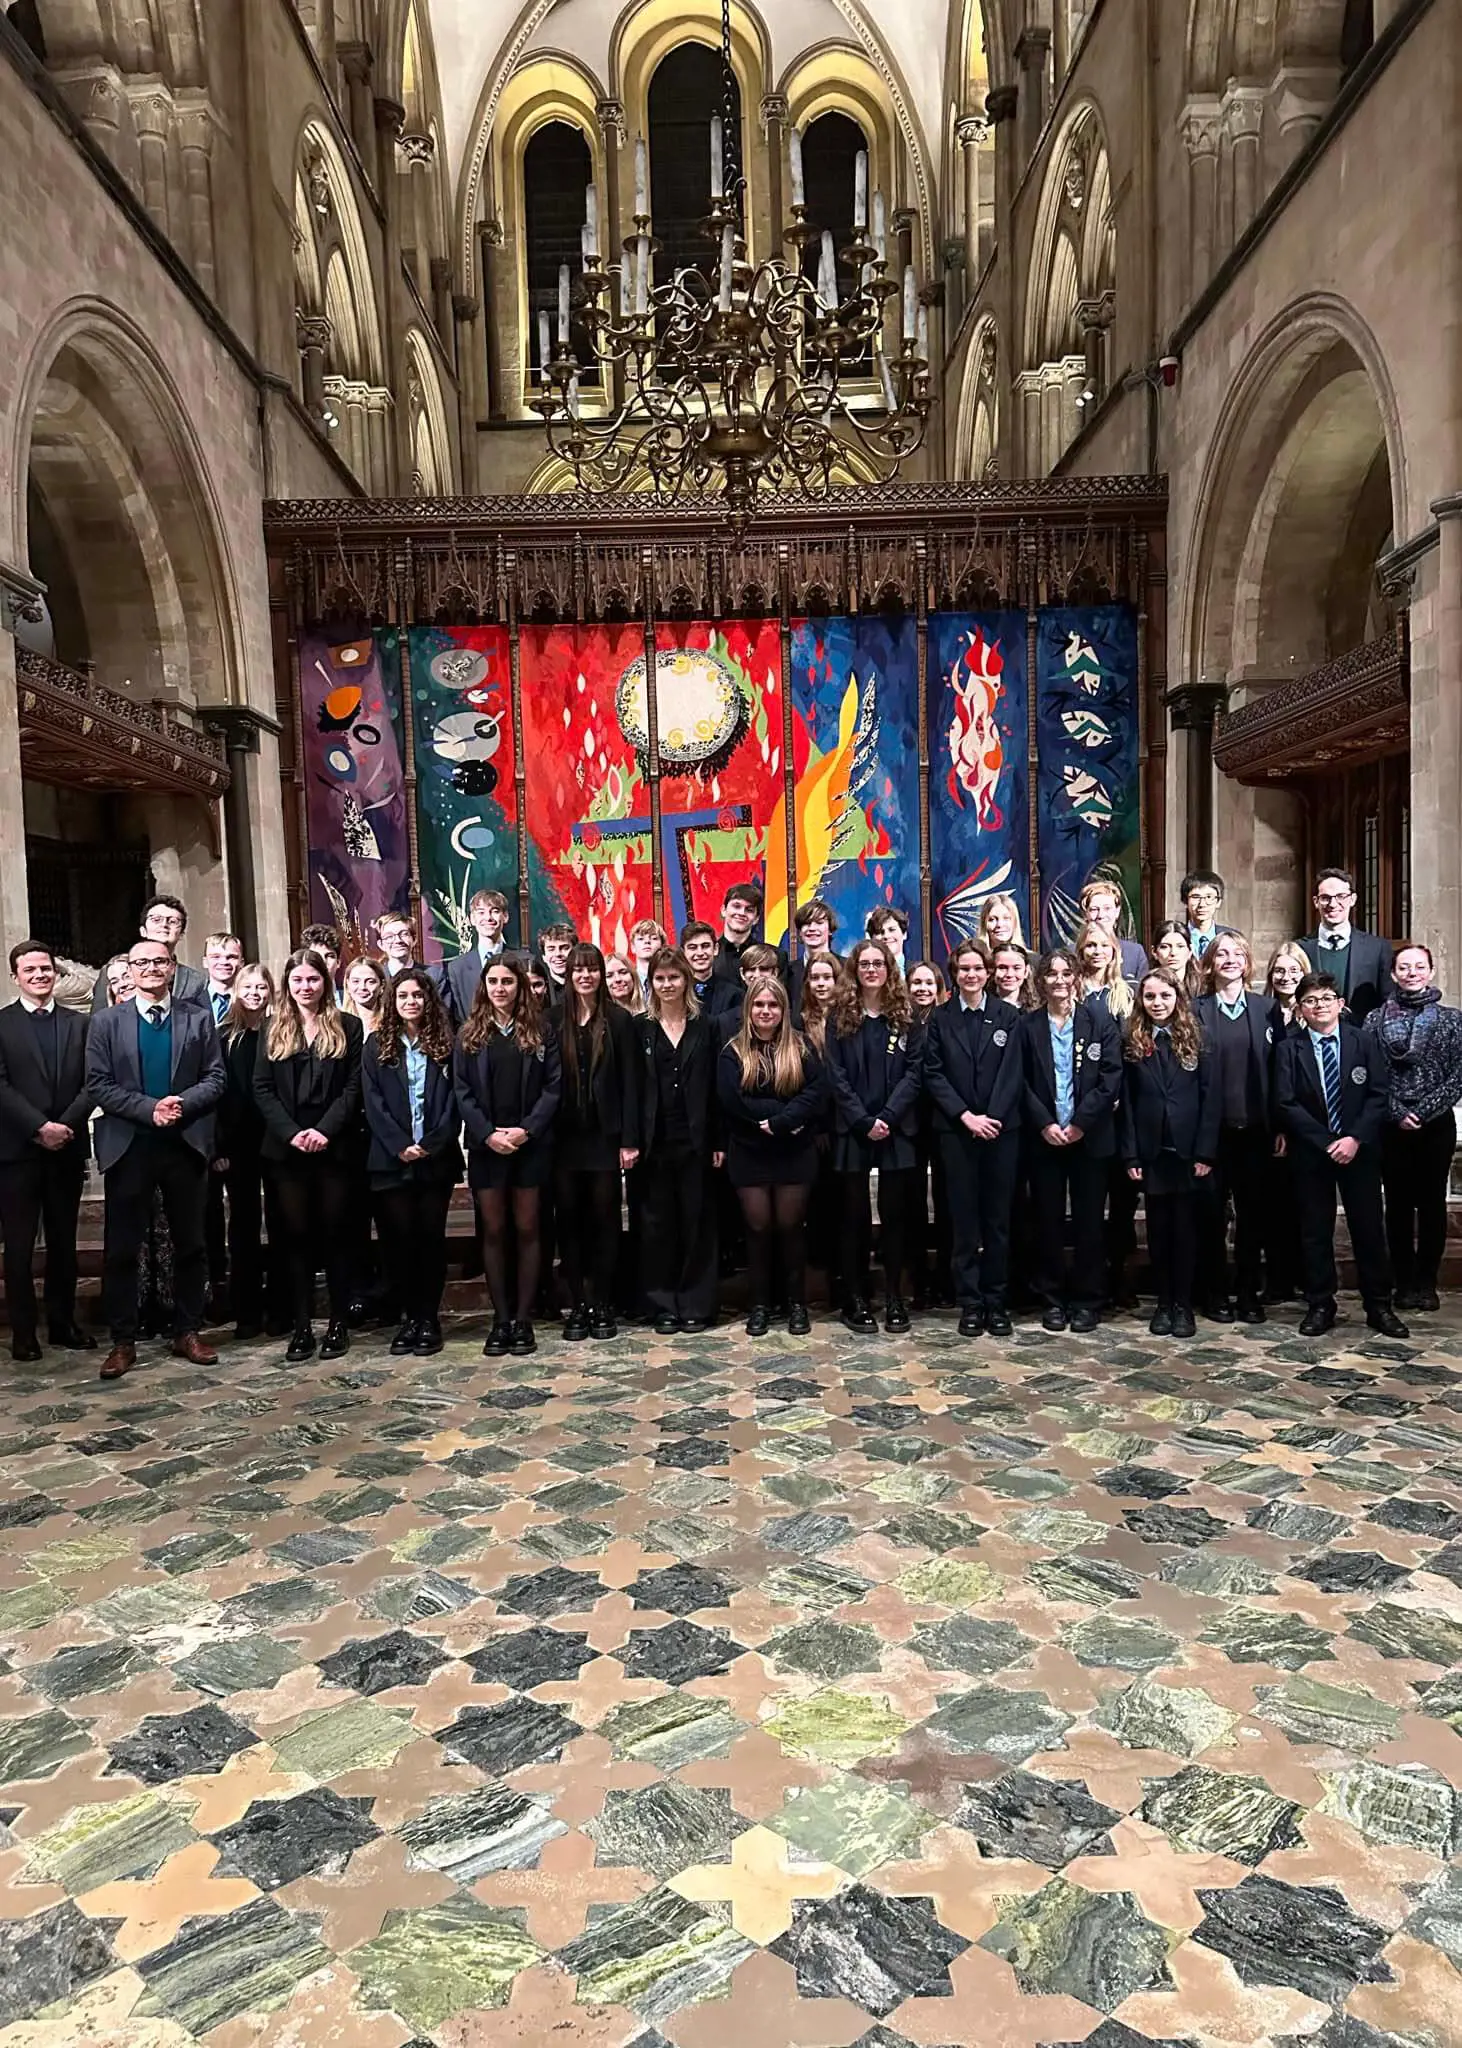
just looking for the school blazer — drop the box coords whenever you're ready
[1195,993,1285,1133]
[716,1039,829,1137]
[636,1013,720,1156]
[1019,1001,1122,1157]
[0,1002,91,1162]
[215,1029,268,1161]
[91,959,208,1014]
[252,1015,365,1163]
[1118,1041,1223,1168]
[442,946,526,1026]
[1300,928,1393,1024]
[361,1036,463,1179]
[1275,1021,1388,1155]
[826,1016,923,1140]
[922,995,1024,1135]
[552,1001,642,1148]
[86,1000,226,1169]
[451,1026,563,1151]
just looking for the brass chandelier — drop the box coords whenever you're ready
[531,0,932,530]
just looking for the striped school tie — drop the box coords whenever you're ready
[1319,1034,1342,1135]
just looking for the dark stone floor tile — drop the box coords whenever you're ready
[316,1628,450,1696]
[1191,1873,1393,2003]
[434,1698,582,1775]
[210,1787,380,1888]
[770,1882,969,2015]
[105,1705,258,1784]
[466,1626,598,1691]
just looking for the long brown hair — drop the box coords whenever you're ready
[266,950,348,1060]
[1125,969,1203,1066]
[731,973,807,1095]
[223,964,275,1046]
[832,937,912,1037]
[1151,920,1203,1001]
[799,947,841,1053]
[460,956,544,1054]
[646,946,700,1022]
[558,942,612,1090]
[375,969,454,1066]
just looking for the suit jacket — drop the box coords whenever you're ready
[1301,928,1393,1023]
[442,945,524,1026]
[1020,1000,1122,1157]
[636,1013,721,1157]
[91,959,207,1013]
[216,1028,267,1161]
[452,1025,563,1150]
[252,1014,365,1163]
[825,1015,923,1142]
[362,1035,463,1179]
[1195,993,1284,1133]
[553,1001,641,1148]
[712,933,780,989]
[1119,1041,1223,1168]
[86,999,226,1169]
[1276,1020,1388,1155]
[922,995,1024,1135]
[1118,937,1149,981]
[0,1001,91,1163]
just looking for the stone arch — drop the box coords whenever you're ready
[780,44,901,222]
[404,330,454,494]
[1020,100,1114,472]
[954,313,999,479]
[296,115,384,384]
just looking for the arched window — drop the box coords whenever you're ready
[523,121,599,386]
[800,112,865,298]
[649,44,741,285]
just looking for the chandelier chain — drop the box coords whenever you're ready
[720,0,742,221]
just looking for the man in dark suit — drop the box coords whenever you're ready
[0,941,93,1361]
[1275,970,1406,1338]
[1300,867,1393,1023]
[922,938,1025,1338]
[780,897,839,1015]
[444,889,517,1023]
[91,895,207,1012]
[86,939,227,1381]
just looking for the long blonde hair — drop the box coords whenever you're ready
[1076,921,1134,1021]
[266,950,348,1059]
[224,964,275,1046]
[977,891,1027,950]
[731,973,807,1095]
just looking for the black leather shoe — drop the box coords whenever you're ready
[1068,1306,1099,1334]
[841,1298,878,1335]
[787,1304,811,1336]
[1367,1307,1411,1339]
[1171,1306,1197,1339]
[1415,1289,1441,1312]
[745,1305,770,1337]
[653,1313,679,1335]
[1299,1303,1337,1337]
[10,1335,42,1362]
[48,1325,96,1351]
[413,1318,444,1356]
[1235,1297,1267,1325]
[319,1319,350,1360]
[344,1298,369,1329]
[285,1326,316,1362]
[390,1320,420,1356]
[958,1306,985,1337]
[884,1296,911,1334]
[590,1310,618,1340]
[1148,1307,1173,1336]
[985,1308,1013,1337]
[1041,1305,1068,1332]
[233,1321,264,1342]
[563,1303,591,1342]
[509,1320,537,1355]
[1201,1300,1235,1324]
[678,1316,713,1334]
[482,1320,511,1357]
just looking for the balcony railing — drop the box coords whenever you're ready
[15,646,231,798]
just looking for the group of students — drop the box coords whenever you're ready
[0,861,1457,1378]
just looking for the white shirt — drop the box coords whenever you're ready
[18,996,56,1016]
[133,992,173,1021]
[1318,924,1353,949]
[958,993,987,1014]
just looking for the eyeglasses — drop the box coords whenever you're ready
[1300,994,1340,1009]
[1316,893,1352,907]
[129,955,171,968]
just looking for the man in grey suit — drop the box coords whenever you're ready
[91,896,208,1013]
[86,939,226,1382]
[443,888,516,1024]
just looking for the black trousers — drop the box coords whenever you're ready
[1028,1142,1108,1311]
[205,1167,228,1307]
[1381,1112,1455,1295]
[554,1166,620,1307]
[641,1145,718,1322]
[0,1148,87,1339]
[941,1128,1018,1310]
[272,1157,356,1326]
[1145,1187,1198,1311]
[1265,1148,1303,1299]
[222,1153,290,1329]
[839,1166,913,1303]
[1196,1124,1273,1305]
[1105,1156,1140,1291]
[375,1173,454,1321]
[908,1133,952,1301]
[1290,1141,1393,1311]
[102,1134,209,1343]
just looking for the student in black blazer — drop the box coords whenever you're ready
[1020,950,1121,1333]
[906,962,952,1308]
[253,950,364,1363]
[213,965,290,1341]
[711,881,768,988]
[1301,868,1393,1023]
[453,956,562,1357]
[0,941,93,1360]
[362,970,462,1358]
[780,898,840,1018]
[551,945,640,1340]
[86,940,226,1381]
[636,947,721,1333]
[1276,970,1406,1336]
[1195,935,1286,1323]
[90,896,209,1013]
[921,938,1024,1337]
[1119,970,1222,1339]
[825,938,923,1336]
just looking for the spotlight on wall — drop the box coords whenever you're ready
[322,406,340,431]
[1076,383,1096,408]
[1158,355,1180,387]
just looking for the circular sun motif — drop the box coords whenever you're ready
[430,647,491,692]
[616,647,743,764]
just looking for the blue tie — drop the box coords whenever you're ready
[213,992,227,1023]
[1319,1034,1342,1134]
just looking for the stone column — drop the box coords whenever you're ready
[452,295,480,491]
[396,129,436,282]
[175,100,218,296]
[1181,101,1220,301]
[1014,27,1051,171]
[985,84,1019,471]
[599,98,628,413]
[1164,677,1229,870]
[479,218,508,423]
[1270,67,1338,173]
[1223,85,1265,241]
[1076,296,1111,406]
[337,41,376,173]
[1415,501,1462,990]
[364,388,394,495]
[131,86,174,240]
[1014,368,1043,476]
[956,115,989,281]
[0,567,41,967]
[429,255,454,349]
[296,312,331,417]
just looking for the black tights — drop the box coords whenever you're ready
[738,1182,811,1309]
[554,1167,620,1308]
[838,1167,912,1303]
[476,1186,542,1324]
[375,1178,453,1322]
[273,1161,355,1327]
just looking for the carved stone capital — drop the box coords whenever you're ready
[429,254,453,293]
[452,293,480,323]
[479,216,506,250]
[1075,294,1113,334]
[128,84,175,139]
[1165,677,1229,734]
[759,92,789,132]
[1015,25,1051,64]
[942,236,967,272]
[295,311,333,353]
[596,96,627,143]
[1222,83,1266,140]
[396,129,435,171]
[1268,64,1337,137]
[337,39,373,88]
[956,114,990,150]
[1180,98,1222,159]
[984,85,1019,124]
[373,95,406,138]
[0,561,47,636]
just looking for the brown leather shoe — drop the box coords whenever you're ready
[171,1332,218,1365]
[100,1343,136,1381]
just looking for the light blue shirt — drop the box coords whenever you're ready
[404,1038,427,1145]
[1217,992,1248,1021]
[1049,1012,1075,1126]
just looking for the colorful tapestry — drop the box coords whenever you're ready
[298,630,411,947]
[406,626,527,960]
[517,621,783,952]
[927,612,1031,955]
[788,615,921,955]
[1035,606,1141,948]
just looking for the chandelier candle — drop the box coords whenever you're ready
[584,183,599,260]
[634,135,648,215]
[854,150,868,230]
[789,125,805,208]
[537,311,551,381]
[902,263,917,342]
[873,190,886,263]
[711,115,723,202]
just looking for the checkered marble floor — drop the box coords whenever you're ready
[1,1302,1461,2048]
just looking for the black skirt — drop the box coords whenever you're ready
[468,1143,552,1191]
[724,1127,820,1189]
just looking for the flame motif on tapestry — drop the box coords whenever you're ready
[928,612,1031,953]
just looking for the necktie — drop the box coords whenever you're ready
[1319,1034,1342,1134]
[213,992,227,1023]
[148,1005,165,1029]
